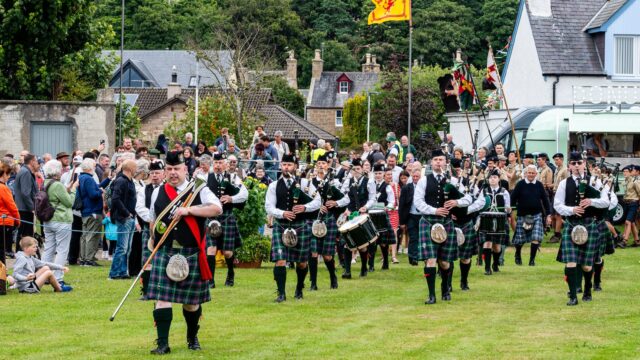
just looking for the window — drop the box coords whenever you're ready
[189,76,198,88]
[339,81,349,94]
[335,110,343,127]
[615,36,640,77]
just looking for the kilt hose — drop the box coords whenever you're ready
[512,213,545,245]
[417,215,458,263]
[271,219,311,263]
[455,219,478,260]
[309,214,338,256]
[558,218,600,267]
[146,246,211,305]
[206,213,242,251]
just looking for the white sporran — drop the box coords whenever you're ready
[571,225,588,245]
[455,227,465,246]
[430,223,447,244]
[282,228,298,248]
[523,215,535,231]
[336,213,348,227]
[312,220,328,238]
[166,254,189,282]
[207,220,223,238]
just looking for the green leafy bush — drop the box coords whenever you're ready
[235,233,271,263]
[233,176,268,238]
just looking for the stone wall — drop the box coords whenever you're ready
[140,103,188,145]
[0,100,116,156]
[306,107,341,136]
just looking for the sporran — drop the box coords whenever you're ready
[282,228,298,248]
[166,254,189,282]
[571,225,588,245]
[312,220,327,238]
[430,223,447,244]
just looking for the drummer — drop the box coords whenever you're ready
[340,159,373,278]
[414,149,472,304]
[360,163,396,271]
[450,158,485,291]
[480,169,511,275]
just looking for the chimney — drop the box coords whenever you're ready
[362,53,372,73]
[167,65,181,100]
[286,50,298,89]
[371,55,380,73]
[311,49,324,80]
[97,87,114,102]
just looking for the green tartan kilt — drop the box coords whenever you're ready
[595,219,609,261]
[141,225,151,265]
[309,214,338,256]
[206,213,242,251]
[377,225,397,245]
[417,215,458,263]
[558,218,600,266]
[455,219,478,260]
[271,220,311,263]
[146,247,211,305]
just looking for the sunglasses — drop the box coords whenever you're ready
[569,161,583,166]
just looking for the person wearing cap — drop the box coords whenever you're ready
[413,149,472,304]
[554,152,610,306]
[511,164,552,266]
[361,162,396,271]
[449,158,485,290]
[521,153,534,176]
[385,132,403,162]
[144,151,222,354]
[550,153,569,243]
[205,152,248,288]
[340,158,373,278]
[56,152,71,176]
[265,154,321,302]
[480,169,511,275]
[135,159,165,299]
[307,154,349,290]
[621,164,640,247]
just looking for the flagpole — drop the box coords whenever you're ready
[490,45,521,164]
[407,4,413,148]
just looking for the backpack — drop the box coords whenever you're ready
[35,181,57,222]
[103,182,114,210]
[72,187,83,211]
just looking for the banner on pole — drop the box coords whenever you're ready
[368,0,412,25]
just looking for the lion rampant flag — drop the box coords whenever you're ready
[368,0,412,25]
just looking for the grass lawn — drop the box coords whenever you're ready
[3,242,640,359]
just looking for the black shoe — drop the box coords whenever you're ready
[342,272,351,279]
[548,235,560,244]
[409,259,418,266]
[492,263,500,272]
[210,281,216,289]
[425,295,436,305]
[150,340,171,355]
[499,259,505,266]
[330,276,338,289]
[484,269,492,275]
[187,336,201,351]
[360,269,367,277]
[582,293,592,302]
[79,260,87,266]
[225,275,234,287]
[566,297,579,306]
[515,255,522,266]
[594,284,602,291]
[368,266,375,272]
[576,287,582,294]
[441,293,451,301]
[381,263,389,270]
[88,260,102,267]
[528,259,535,266]
[294,289,303,299]
[460,282,470,291]
[309,283,318,291]
[274,293,286,303]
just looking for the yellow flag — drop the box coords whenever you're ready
[368,0,412,25]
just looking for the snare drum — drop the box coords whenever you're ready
[339,215,379,250]
[368,208,391,233]
[479,212,507,235]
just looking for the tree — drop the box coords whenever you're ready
[341,93,368,149]
[478,0,519,57]
[260,76,305,118]
[0,1,116,100]
[115,97,141,146]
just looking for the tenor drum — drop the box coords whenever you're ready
[339,215,379,250]
[479,212,507,235]
[368,208,391,233]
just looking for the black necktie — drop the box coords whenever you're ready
[286,179,292,188]
[436,175,442,183]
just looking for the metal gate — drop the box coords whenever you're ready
[30,122,73,156]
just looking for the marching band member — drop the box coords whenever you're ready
[414,149,472,304]
[308,154,349,290]
[205,153,248,288]
[362,163,395,271]
[265,154,321,302]
[554,152,609,306]
[480,169,511,275]
[550,153,569,243]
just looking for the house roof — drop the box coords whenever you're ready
[309,72,378,108]
[584,0,629,31]
[259,105,336,141]
[526,0,605,75]
[102,50,233,88]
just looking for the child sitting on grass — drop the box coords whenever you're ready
[13,236,72,293]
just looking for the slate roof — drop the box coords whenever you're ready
[584,0,628,31]
[103,50,233,88]
[260,105,336,141]
[309,72,378,108]
[526,0,605,75]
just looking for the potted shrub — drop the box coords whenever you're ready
[235,234,271,268]
[233,177,270,268]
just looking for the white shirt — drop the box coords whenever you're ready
[467,186,487,214]
[315,175,350,209]
[553,174,609,217]
[265,177,322,219]
[149,180,221,222]
[364,179,395,210]
[211,171,249,204]
[390,166,403,183]
[487,185,511,211]
[136,182,162,223]
[413,173,472,215]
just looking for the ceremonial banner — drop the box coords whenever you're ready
[486,47,499,88]
[368,0,412,25]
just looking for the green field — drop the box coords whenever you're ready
[3,244,640,359]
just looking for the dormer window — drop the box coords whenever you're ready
[339,81,349,94]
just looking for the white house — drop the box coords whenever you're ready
[502,0,640,108]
